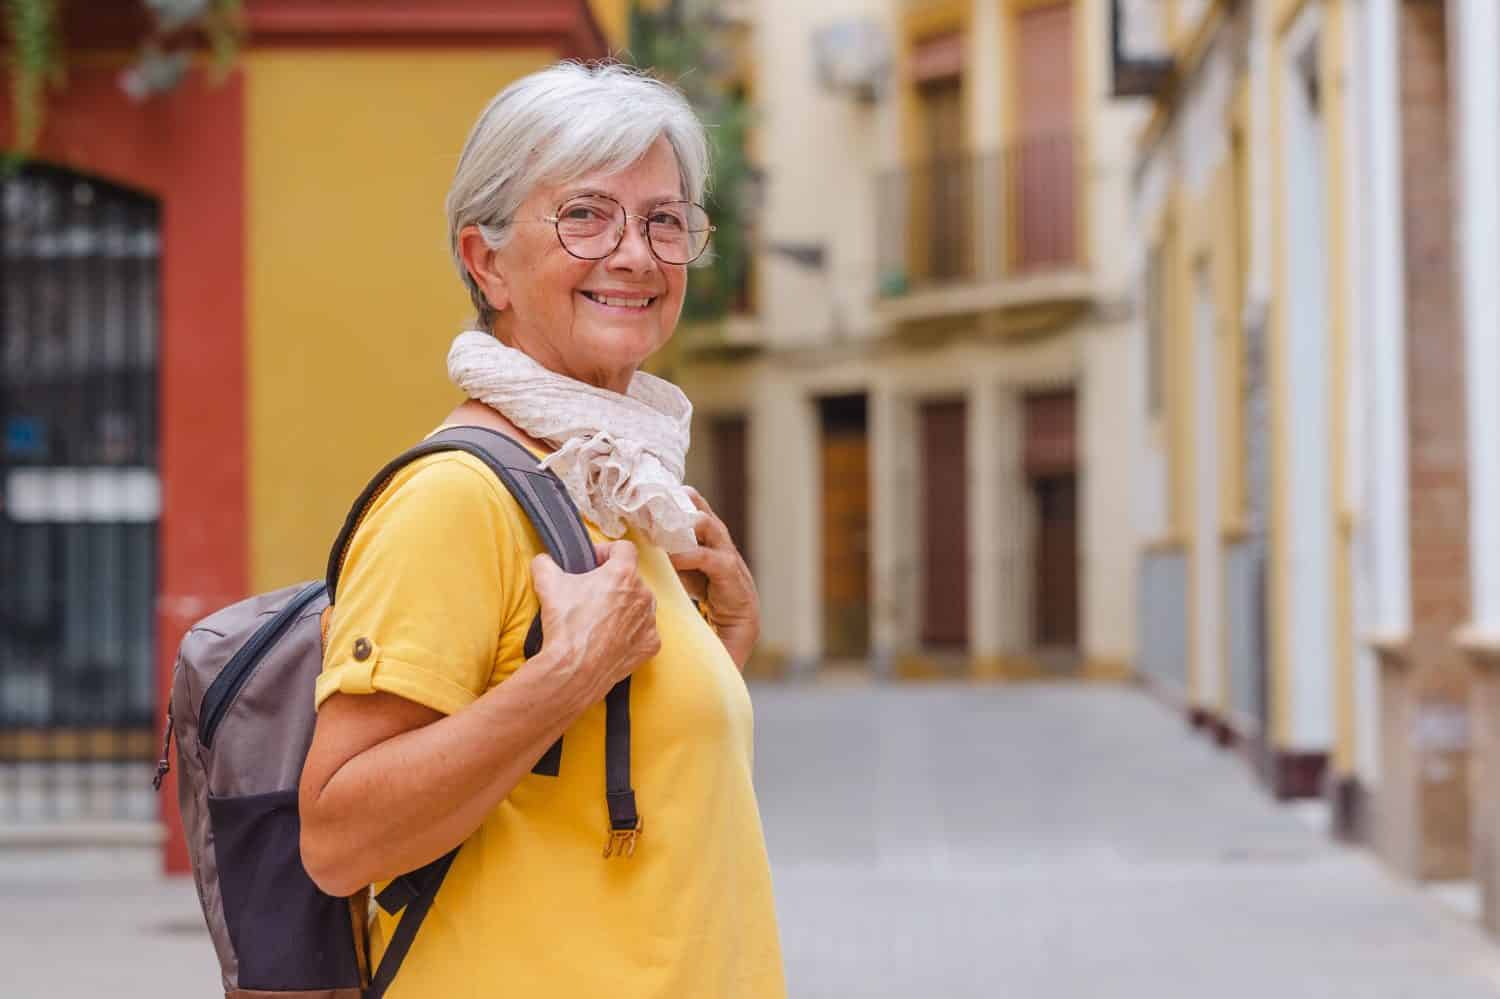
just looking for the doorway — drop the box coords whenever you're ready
[819,395,870,660]
[920,398,969,648]
[708,414,751,568]
[1025,390,1079,656]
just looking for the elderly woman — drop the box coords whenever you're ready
[297,63,785,997]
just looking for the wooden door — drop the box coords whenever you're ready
[1025,390,1078,648]
[1014,1,1076,269]
[1033,474,1078,647]
[710,415,750,568]
[921,400,969,648]
[820,397,870,659]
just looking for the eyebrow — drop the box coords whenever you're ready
[562,187,690,208]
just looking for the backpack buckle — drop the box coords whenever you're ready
[602,816,643,859]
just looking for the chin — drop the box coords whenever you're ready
[592,324,666,360]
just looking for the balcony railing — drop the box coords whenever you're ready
[876,133,1083,299]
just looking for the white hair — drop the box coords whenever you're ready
[445,61,711,329]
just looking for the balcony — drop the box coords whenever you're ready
[875,134,1092,330]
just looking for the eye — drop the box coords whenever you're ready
[562,203,612,222]
[649,209,687,230]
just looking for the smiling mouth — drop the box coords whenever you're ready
[580,291,657,309]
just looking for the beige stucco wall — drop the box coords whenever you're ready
[674,0,1142,672]
[753,0,897,349]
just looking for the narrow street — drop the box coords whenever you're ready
[758,683,1500,998]
[6,682,1500,997]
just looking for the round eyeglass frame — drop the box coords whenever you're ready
[536,193,715,265]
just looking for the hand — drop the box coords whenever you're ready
[669,487,760,671]
[527,540,661,714]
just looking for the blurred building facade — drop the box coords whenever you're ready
[1120,0,1500,934]
[0,0,623,868]
[676,0,1141,683]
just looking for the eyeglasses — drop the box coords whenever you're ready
[524,193,715,265]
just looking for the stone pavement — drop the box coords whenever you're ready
[756,683,1500,997]
[5,682,1500,997]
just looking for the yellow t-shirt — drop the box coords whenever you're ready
[316,450,786,998]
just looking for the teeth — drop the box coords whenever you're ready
[585,292,652,308]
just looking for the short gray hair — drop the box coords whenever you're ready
[445,61,711,329]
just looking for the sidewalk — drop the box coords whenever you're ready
[0,846,218,997]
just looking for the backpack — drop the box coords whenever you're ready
[153,426,642,999]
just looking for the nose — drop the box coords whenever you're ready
[607,215,657,272]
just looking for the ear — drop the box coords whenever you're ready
[458,225,511,314]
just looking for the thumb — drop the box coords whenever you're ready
[530,553,562,596]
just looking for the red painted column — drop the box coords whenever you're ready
[153,71,249,876]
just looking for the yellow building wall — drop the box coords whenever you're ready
[588,0,632,53]
[246,48,556,591]
[1322,0,1356,777]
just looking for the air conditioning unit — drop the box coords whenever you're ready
[811,19,892,103]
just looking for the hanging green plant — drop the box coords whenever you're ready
[3,0,244,159]
[4,0,63,155]
[628,0,755,324]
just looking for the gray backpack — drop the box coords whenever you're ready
[154,426,641,998]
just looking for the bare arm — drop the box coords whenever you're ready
[299,541,660,898]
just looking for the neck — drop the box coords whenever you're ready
[486,321,636,396]
[444,399,551,456]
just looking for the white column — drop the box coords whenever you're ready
[967,0,1003,152]
[1342,0,1383,784]
[1281,7,1334,749]
[969,381,1003,657]
[1193,275,1224,709]
[870,383,919,674]
[750,378,822,672]
[1454,0,1500,633]
[1246,0,1276,313]
[994,388,1030,655]
[1082,322,1140,668]
[1364,0,1412,641]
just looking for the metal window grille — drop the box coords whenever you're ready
[0,165,161,825]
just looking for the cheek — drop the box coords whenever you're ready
[541,260,594,314]
[665,269,689,307]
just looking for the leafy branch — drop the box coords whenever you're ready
[3,0,244,158]
[627,0,754,323]
[4,0,62,153]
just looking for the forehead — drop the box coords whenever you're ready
[535,138,685,205]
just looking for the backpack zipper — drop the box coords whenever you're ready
[199,581,327,748]
[151,704,174,790]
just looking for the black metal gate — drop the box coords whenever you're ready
[0,165,161,824]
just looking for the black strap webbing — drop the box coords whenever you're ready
[329,426,640,996]
[365,848,458,999]
[606,681,635,828]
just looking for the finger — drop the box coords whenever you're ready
[681,497,730,548]
[669,547,709,572]
[675,568,709,601]
[693,512,733,550]
[592,541,613,565]
[671,546,734,582]
[606,539,640,575]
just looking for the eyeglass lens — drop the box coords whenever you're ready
[554,195,711,264]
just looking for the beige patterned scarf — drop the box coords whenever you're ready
[446,330,701,553]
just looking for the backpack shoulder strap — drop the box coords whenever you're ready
[325,425,597,602]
